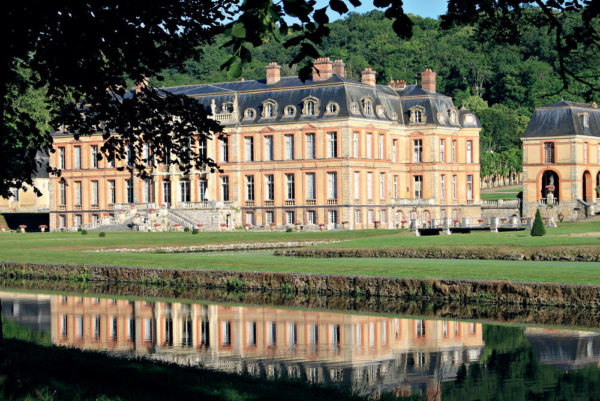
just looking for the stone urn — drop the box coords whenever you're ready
[1,226,7,232]
[19,225,27,233]
[197,224,203,232]
[154,223,162,232]
[269,223,275,231]
[244,224,250,231]
[342,221,349,230]
[174,223,182,232]
[39,225,47,232]
[319,224,325,231]
[220,224,227,232]
[294,223,301,232]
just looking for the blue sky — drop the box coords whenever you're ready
[315,0,448,20]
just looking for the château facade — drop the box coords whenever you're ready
[49,58,481,231]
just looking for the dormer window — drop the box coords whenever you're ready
[262,100,277,118]
[463,114,475,125]
[284,105,296,117]
[302,97,319,116]
[376,105,385,117]
[222,102,234,113]
[244,108,256,120]
[449,110,457,125]
[351,102,360,114]
[326,102,339,115]
[362,99,373,116]
[410,106,426,124]
[579,113,590,128]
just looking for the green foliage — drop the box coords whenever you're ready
[81,229,88,235]
[77,227,82,232]
[99,232,106,238]
[286,227,293,233]
[183,226,190,232]
[531,209,546,237]
[192,229,199,234]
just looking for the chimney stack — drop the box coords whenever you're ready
[265,62,281,85]
[361,68,376,86]
[333,59,345,78]
[421,68,436,92]
[312,57,333,81]
[388,79,406,90]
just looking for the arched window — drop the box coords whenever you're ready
[302,97,319,116]
[449,110,457,125]
[414,110,422,123]
[326,102,338,114]
[351,102,359,114]
[244,109,256,119]
[284,106,296,117]
[222,103,234,113]
[410,106,426,124]
[363,99,373,116]
[262,100,277,118]
[306,101,315,116]
[265,103,273,117]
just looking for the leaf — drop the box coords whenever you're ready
[227,61,242,79]
[231,23,247,39]
[330,0,349,15]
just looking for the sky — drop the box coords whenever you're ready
[315,0,449,21]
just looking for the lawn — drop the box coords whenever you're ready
[480,185,522,200]
[0,223,600,285]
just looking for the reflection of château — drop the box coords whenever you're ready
[525,328,600,370]
[2,292,483,400]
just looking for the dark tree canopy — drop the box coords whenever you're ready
[2,0,598,198]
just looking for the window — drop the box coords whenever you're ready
[245,137,254,161]
[307,210,316,224]
[108,153,115,168]
[265,174,274,200]
[74,181,82,205]
[221,176,229,201]
[59,147,66,169]
[355,210,361,224]
[244,108,255,119]
[74,146,82,169]
[452,175,457,200]
[285,134,294,160]
[222,321,231,346]
[264,103,274,118]
[199,178,208,201]
[366,133,373,158]
[467,175,473,201]
[328,210,337,224]
[126,145,133,167]
[327,102,338,114]
[327,132,337,158]
[246,212,254,226]
[416,320,426,337]
[91,180,99,205]
[198,138,207,159]
[380,209,387,223]
[376,105,385,117]
[143,179,151,203]
[104,180,115,205]
[379,134,385,159]
[379,173,385,200]
[580,113,590,128]
[413,109,422,123]
[392,139,397,162]
[74,214,82,228]
[306,173,316,200]
[449,110,457,125]
[162,180,171,204]
[246,175,254,201]
[59,182,67,205]
[368,209,374,224]
[451,140,457,163]
[59,215,66,228]
[264,136,273,161]
[265,211,274,224]
[584,142,588,163]
[393,175,398,198]
[142,143,149,166]
[466,140,473,163]
[126,179,134,203]
[286,174,295,200]
[351,102,359,114]
[284,106,295,117]
[413,176,423,198]
[363,99,373,116]
[91,145,99,168]
[305,100,316,116]
[367,172,373,200]
[440,139,445,162]
[220,138,229,162]
[286,211,294,225]
[353,132,359,157]
[544,142,555,163]
[441,175,446,201]
[179,180,190,203]
[354,172,360,200]
[305,133,315,159]
[413,140,423,163]
[288,323,298,346]
[327,172,337,200]
[248,322,257,346]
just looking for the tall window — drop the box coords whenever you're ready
[126,145,133,167]
[245,137,254,161]
[452,175,457,200]
[59,147,66,169]
[364,99,373,116]
[162,180,171,204]
[265,174,274,200]
[306,173,316,200]
[366,133,373,158]
[307,210,316,224]
[91,145,99,168]
[354,172,360,200]
[327,172,337,200]
[393,175,398,198]
[467,175,473,201]
[328,210,337,224]
[265,103,274,118]
[143,179,152,203]
[264,136,273,161]
[220,138,229,162]
[416,320,426,337]
[59,182,67,205]
[199,178,208,201]
[392,140,397,163]
[367,172,373,200]
[286,174,295,200]
[179,180,190,203]
[413,140,423,163]
[74,146,82,169]
[286,211,295,225]
[305,133,315,159]
[452,140,457,163]
[74,181,82,205]
[221,176,229,201]
[265,211,274,224]
[353,132,359,157]
[466,140,473,163]
[543,142,555,163]
[108,180,116,204]
[305,100,315,116]
[198,138,207,159]
[441,175,446,201]
[413,110,422,123]
[91,180,99,205]
[413,176,423,198]
[584,142,588,163]
[246,175,255,201]
[142,143,150,166]
[440,139,445,162]
[379,134,385,159]
[126,179,134,203]
[247,212,255,226]
[285,134,294,160]
[379,173,385,200]
[327,132,337,158]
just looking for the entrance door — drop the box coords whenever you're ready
[583,170,593,201]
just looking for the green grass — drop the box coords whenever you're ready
[480,192,520,199]
[0,224,599,285]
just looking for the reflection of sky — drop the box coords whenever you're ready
[312,0,448,21]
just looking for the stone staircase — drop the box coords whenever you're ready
[168,208,222,231]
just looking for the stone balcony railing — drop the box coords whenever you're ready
[392,198,435,206]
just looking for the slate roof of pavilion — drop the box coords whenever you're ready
[522,100,600,138]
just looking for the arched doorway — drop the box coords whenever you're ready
[541,170,559,201]
[583,170,593,201]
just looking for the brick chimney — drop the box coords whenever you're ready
[388,79,406,90]
[265,62,281,85]
[312,57,333,81]
[333,59,345,78]
[361,68,376,86]
[421,68,436,92]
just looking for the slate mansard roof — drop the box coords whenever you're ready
[161,74,481,129]
[522,100,600,139]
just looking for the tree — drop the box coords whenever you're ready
[531,209,546,236]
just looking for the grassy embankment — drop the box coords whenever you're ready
[0,221,599,285]
[480,186,522,200]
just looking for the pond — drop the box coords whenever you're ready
[2,288,600,400]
